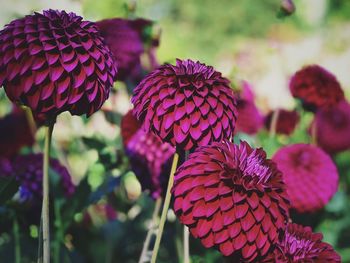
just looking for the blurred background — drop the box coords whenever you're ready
[0,0,350,262]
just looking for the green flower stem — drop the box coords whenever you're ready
[13,217,21,263]
[37,218,43,263]
[42,124,54,263]
[138,197,162,263]
[150,152,179,263]
[269,109,280,138]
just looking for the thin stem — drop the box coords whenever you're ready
[13,218,21,263]
[42,124,54,263]
[269,109,280,138]
[139,198,162,263]
[37,218,43,263]
[150,153,179,263]
[183,226,190,263]
[23,106,37,137]
[311,121,317,145]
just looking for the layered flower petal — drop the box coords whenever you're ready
[132,59,238,151]
[172,141,290,262]
[0,10,117,122]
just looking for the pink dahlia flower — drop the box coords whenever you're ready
[172,141,290,262]
[311,100,350,154]
[0,10,117,123]
[289,65,344,111]
[265,109,300,135]
[263,223,341,262]
[132,59,238,151]
[96,18,154,82]
[273,144,338,213]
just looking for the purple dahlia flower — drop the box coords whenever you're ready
[263,223,341,262]
[311,100,350,154]
[289,65,344,111]
[132,59,238,151]
[10,153,75,200]
[273,144,338,213]
[96,18,154,82]
[126,129,175,199]
[172,141,290,262]
[265,109,300,136]
[0,108,34,158]
[0,9,117,123]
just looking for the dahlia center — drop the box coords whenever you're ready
[285,233,315,260]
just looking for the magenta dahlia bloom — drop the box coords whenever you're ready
[132,59,238,150]
[289,65,344,111]
[265,109,300,135]
[172,141,290,261]
[127,129,175,199]
[96,18,153,82]
[120,110,141,147]
[0,10,117,123]
[10,153,75,200]
[273,144,338,213]
[263,223,341,262]
[0,108,35,158]
[311,100,350,154]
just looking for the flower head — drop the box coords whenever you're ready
[0,10,117,123]
[126,129,175,199]
[172,141,290,261]
[96,18,154,82]
[120,110,141,147]
[10,153,75,200]
[263,223,341,262]
[132,59,238,150]
[121,110,175,198]
[265,109,300,135]
[311,100,350,154]
[289,65,344,111]
[273,144,338,213]
[0,108,34,158]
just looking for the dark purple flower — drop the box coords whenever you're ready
[265,109,300,135]
[311,100,350,154]
[0,10,117,123]
[10,153,75,200]
[126,129,175,199]
[120,110,141,147]
[172,141,290,261]
[263,223,341,262]
[0,158,12,176]
[132,59,238,151]
[273,144,338,213]
[96,18,154,82]
[0,108,34,158]
[289,65,344,111]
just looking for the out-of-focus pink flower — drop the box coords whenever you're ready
[289,65,344,111]
[265,109,300,135]
[273,143,338,213]
[311,100,350,154]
